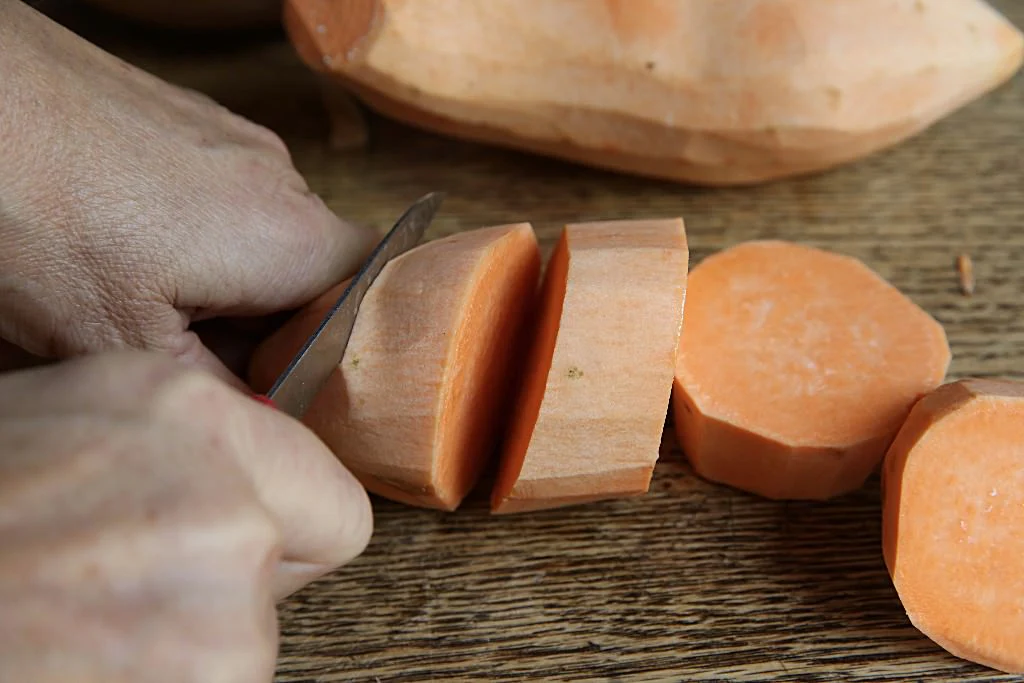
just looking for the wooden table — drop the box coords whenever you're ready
[45,2,1024,680]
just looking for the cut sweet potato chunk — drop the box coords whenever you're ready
[672,240,950,500]
[491,219,689,514]
[882,379,1024,674]
[250,223,541,511]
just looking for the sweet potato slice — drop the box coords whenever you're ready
[491,219,689,514]
[283,0,1023,186]
[882,379,1024,674]
[250,223,541,511]
[672,240,950,500]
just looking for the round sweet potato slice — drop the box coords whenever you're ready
[883,379,1024,674]
[672,240,950,500]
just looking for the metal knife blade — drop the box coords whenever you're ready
[263,191,445,418]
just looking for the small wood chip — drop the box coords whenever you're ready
[956,252,975,296]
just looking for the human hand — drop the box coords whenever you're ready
[0,1,377,385]
[0,350,373,682]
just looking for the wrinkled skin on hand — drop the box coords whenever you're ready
[0,351,373,682]
[0,1,378,384]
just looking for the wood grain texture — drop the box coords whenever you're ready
[46,2,1024,679]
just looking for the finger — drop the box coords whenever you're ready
[0,352,373,601]
[264,200,380,310]
[226,393,374,599]
[0,351,179,416]
[306,203,383,301]
[179,194,381,320]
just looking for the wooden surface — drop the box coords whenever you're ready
[46,2,1024,680]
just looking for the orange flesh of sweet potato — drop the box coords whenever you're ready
[283,0,1023,186]
[491,219,689,514]
[882,379,1024,674]
[249,223,541,511]
[672,240,950,500]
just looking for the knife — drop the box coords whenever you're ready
[254,191,445,418]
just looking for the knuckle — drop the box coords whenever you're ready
[145,362,239,427]
[258,157,313,201]
[192,488,283,598]
[174,82,222,111]
[249,122,291,157]
[162,447,282,586]
[225,109,291,159]
[244,177,336,259]
[219,499,282,577]
[232,155,310,217]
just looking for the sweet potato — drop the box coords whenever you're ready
[672,240,950,500]
[882,379,1024,674]
[283,0,1023,186]
[250,223,541,511]
[491,219,688,514]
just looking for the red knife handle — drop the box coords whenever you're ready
[252,394,278,410]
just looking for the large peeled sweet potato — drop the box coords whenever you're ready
[284,0,1023,186]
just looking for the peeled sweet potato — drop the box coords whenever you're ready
[284,0,1023,186]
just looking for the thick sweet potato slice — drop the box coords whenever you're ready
[250,223,541,511]
[882,379,1024,674]
[492,219,688,514]
[672,240,950,500]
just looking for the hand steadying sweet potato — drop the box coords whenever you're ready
[283,0,1022,185]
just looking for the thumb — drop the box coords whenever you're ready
[229,382,375,599]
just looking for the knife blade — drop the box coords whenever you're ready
[258,191,445,418]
